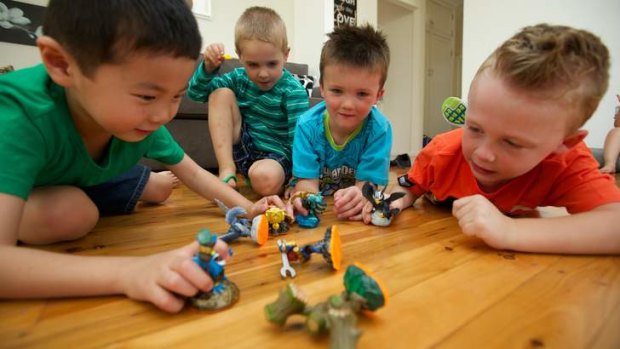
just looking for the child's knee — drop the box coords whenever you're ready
[20,190,99,244]
[208,88,236,104]
[141,173,175,204]
[46,204,99,242]
[248,162,285,196]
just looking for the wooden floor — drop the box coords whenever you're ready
[2,170,620,349]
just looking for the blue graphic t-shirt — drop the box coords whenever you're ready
[292,101,392,195]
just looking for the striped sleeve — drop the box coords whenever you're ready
[186,62,240,102]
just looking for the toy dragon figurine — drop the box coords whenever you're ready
[188,229,240,311]
[265,263,388,349]
[290,191,327,228]
[362,182,405,226]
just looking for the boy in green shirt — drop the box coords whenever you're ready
[0,0,284,313]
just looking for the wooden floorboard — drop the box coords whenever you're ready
[1,169,619,348]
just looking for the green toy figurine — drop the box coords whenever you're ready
[265,263,388,349]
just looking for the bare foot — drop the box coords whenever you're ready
[140,171,179,203]
[600,164,616,174]
[219,168,238,189]
[155,170,180,187]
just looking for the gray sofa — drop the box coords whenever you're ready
[142,58,322,171]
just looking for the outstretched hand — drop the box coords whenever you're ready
[249,195,291,219]
[452,195,516,250]
[120,239,230,313]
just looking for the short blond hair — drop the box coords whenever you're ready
[234,6,288,54]
[474,23,609,130]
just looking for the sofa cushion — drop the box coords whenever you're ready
[292,73,315,97]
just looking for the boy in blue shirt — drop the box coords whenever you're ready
[289,25,393,221]
[187,6,309,196]
[0,0,284,313]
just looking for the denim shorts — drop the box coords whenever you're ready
[81,164,150,216]
[233,123,292,183]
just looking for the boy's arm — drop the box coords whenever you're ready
[0,193,223,313]
[186,62,238,103]
[168,154,284,218]
[333,181,366,220]
[452,196,620,254]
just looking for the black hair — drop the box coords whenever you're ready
[43,0,202,77]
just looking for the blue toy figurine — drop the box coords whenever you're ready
[188,229,240,311]
[215,199,269,246]
[290,191,327,228]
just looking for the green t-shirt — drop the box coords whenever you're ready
[0,64,185,200]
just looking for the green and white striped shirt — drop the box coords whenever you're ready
[187,62,309,161]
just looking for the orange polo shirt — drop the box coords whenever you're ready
[406,129,620,214]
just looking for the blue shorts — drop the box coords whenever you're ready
[81,164,150,216]
[233,123,292,183]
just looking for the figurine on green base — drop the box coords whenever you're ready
[265,263,388,349]
[188,229,240,311]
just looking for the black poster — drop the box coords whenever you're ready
[0,0,46,47]
[334,0,357,27]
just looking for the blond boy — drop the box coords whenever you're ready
[366,24,620,254]
[187,7,309,195]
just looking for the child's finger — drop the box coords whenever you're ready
[336,200,364,220]
[159,268,199,297]
[172,257,214,292]
[213,239,230,261]
[293,198,308,216]
[348,212,363,221]
[284,202,295,219]
[150,286,185,313]
[266,195,286,208]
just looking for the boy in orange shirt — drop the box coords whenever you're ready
[364,24,620,254]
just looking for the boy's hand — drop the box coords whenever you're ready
[361,192,410,225]
[333,186,365,221]
[202,43,227,73]
[452,195,516,250]
[120,239,230,313]
[288,194,308,217]
[249,195,290,219]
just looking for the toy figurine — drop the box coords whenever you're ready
[276,225,343,279]
[262,206,294,235]
[214,199,269,245]
[290,191,327,228]
[188,229,240,311]
[361,182,405,226]
[265,263,388,349]
[441,96,466,126]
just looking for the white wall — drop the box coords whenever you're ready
[462,0,620,149]
[0,0,325,75]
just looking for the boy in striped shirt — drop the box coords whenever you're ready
[187,6,309,196]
